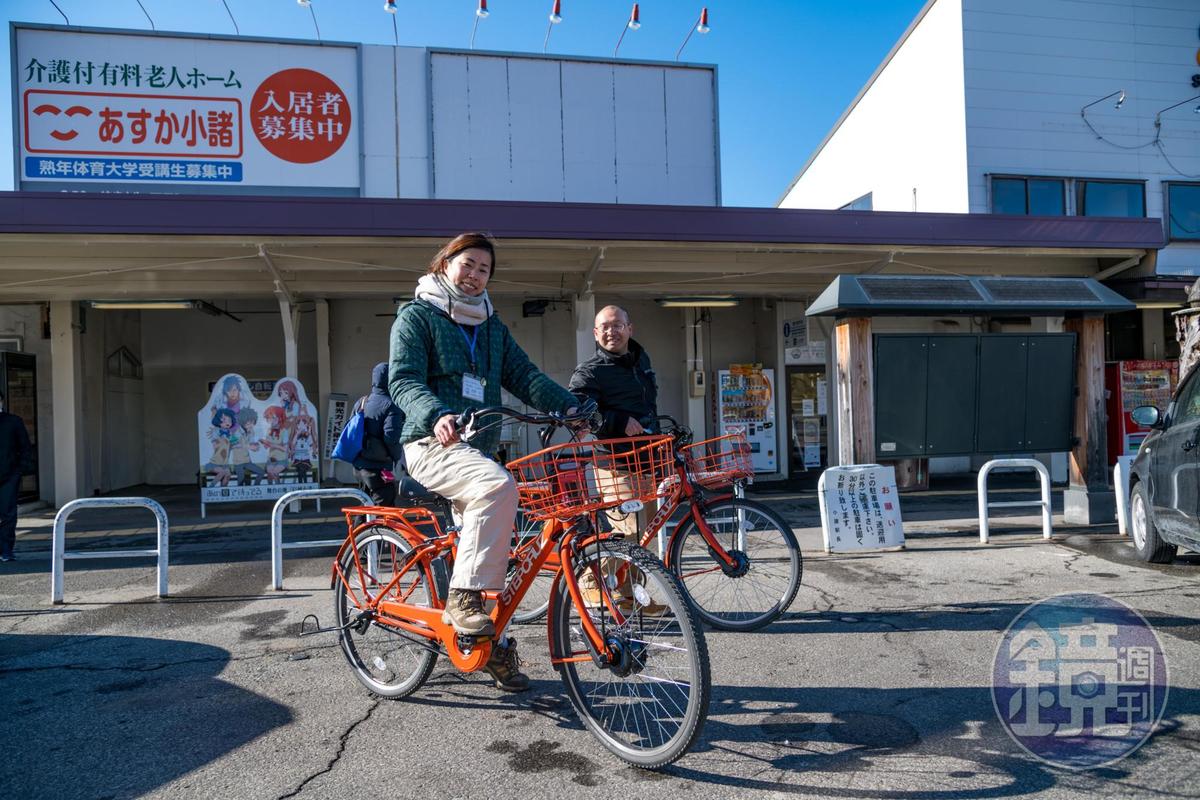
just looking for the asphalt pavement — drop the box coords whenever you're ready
[1,483,1197,800]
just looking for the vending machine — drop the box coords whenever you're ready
[716,364,777,473]
[1105,359,1179,465]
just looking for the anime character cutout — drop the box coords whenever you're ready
[205,407,236,486]
[229,407,264,486]
[289,412,316,484]
[275,379,302,443]
[261,406,289,484]
[210,374,249,420]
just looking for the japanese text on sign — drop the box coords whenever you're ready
[817,464,905,553]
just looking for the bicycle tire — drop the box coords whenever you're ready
[335,524,439,698]
[509,514,554,624]
[550,539,710,768]
[668,497,801,632]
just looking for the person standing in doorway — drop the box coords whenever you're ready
[0,389,33,562]
[353,362,406,507]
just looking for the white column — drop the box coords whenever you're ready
[316,299,332,478]
[574,296,596,366]
[50,301,83,505]
[278,297,298,377]
[682,309,707,441]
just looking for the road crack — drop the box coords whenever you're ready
[278,698,381,799]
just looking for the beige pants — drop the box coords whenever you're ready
[595,466,658,542]
[403,436,518,591]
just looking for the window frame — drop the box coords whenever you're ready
[1165,181,1200,242]
[988,174,1067,216]
[1076,177,1147,218]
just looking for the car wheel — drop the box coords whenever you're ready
[1130,481,1177,564]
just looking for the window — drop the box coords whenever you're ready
[1166,183,1200,242]
[990,177,1065,216]
[1170,370,1200,425]
[839,192,872,211]
[1078,179,1145,218]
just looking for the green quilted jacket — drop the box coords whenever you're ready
[388,299,576,455]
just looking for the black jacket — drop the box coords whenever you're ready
[352,363,406,471]
[569,339,659,439]
[0,410,33,482]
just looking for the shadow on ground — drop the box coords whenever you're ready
[0,634,292,800]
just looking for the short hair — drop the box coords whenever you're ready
[212,408,236,428]
[595,305,631,325]
[236,408,258,426]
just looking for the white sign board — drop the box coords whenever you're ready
[198,373,320,507]
[14,26,359,191]
[817,464,905,553]
[323,393,350,462]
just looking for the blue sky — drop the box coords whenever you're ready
[2,0,927,207]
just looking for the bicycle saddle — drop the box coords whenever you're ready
[395,475,450,507]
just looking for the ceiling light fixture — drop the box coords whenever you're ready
[656,296,739,308]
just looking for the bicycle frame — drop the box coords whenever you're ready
[333,505,631,674]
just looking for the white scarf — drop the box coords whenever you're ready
[415,273,493,326]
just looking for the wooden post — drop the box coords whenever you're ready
[1064,316,1107,489]
[1062,315,1113,523]
[834,317,875,465]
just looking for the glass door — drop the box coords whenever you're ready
[787,367,827,479]
[2,352,39,502]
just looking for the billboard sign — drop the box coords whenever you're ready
[13,25,359,192]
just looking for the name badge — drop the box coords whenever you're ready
[462,373,485,402]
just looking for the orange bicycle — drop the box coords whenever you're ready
[510,415,802,631]
[328,406,711,768]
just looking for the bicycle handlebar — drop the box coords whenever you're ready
[456,400,598,445]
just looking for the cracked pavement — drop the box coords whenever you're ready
[0,489,1198,799]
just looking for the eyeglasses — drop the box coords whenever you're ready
[595,322,629,333]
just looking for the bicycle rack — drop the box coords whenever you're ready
[1113,455,1134,536]
[51,497,169,605]
[272,488,372,590]
[977,459,1052,544]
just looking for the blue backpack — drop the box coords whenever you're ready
[332,397,366,463]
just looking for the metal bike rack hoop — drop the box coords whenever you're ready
[271,488,372,590]
[977,459,1052,544]
[51,497,170,605]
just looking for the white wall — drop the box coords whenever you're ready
[962,0,1200,273]
[428,53,718,205]
[779,0,969,213]
[141,305,318,485]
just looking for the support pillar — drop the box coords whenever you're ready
[682,309,707,441]
[50,301,84,506]
[834,317,875,465]
[574,296,596,367]
[278,297,299,378]
[1063,316,1114,523]
[316,299,332,480]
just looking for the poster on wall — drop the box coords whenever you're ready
[197,373,319,508]
[14,25,359,191]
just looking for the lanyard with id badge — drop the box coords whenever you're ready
[459,324,486,403]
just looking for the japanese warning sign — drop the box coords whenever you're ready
[14,25,359,191]
[817,464,905,553]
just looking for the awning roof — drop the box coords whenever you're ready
[806,275,1136,316]
[0,192,1165,302]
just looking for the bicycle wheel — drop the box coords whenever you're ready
[335,524,439,698]
[509,512,554,624]
[550,539,710,768]
[669,497,801,632]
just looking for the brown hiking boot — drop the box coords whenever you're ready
[485,637,530,692]
[442,589,495,637]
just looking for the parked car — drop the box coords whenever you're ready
[1129,368,1200,562]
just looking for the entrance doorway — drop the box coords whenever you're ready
[787,366,827,483]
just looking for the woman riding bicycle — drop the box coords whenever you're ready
[388,232,579,692]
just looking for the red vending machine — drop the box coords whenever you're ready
[1105,360,1179,465]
